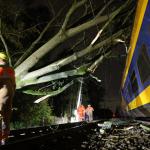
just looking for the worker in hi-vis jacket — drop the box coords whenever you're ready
[77,104,85,121]
[0,52,16,145]
[85,104,94,122]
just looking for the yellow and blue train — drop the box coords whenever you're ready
[121,0,150,117]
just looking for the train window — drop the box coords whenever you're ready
[124,86,128,101]
[127,83,132,98]
[137,44,150,84]
[130,71,138,94]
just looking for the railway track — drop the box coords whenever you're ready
[1,121,98,150]
[0,118,150,150]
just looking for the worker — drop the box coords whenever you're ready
[77,104,85,121]
[85,104,94,121]
[0,52,16,145]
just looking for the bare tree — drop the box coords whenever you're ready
[0,0,135,101]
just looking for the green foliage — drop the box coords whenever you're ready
[22,89,52,96]
[12,98,53,129]
[77,66,87,75]
[10,121,27,130]
[21,101,53,127]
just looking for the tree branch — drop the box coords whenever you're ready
[14,7,65,67]
[122,8,135,25]
[15,13,108,77]
[17,66,87,88]
[88,51,111,73]
[68,3,88,29]
[22,81,74,103]
[0,18,12,66]
[70,36,85,50]
[91,0,129,46]
[19,29,124,83]
[15,1,128,77]
[61,0,87,31]
[47,0,56,17]
[95,0,114,18]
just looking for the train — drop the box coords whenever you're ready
[121,0,150,117]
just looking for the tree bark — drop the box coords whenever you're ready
[16,29,123,88]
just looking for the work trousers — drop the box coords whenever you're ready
[0,78,15,141]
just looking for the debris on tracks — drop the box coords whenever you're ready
[81,119,150,150]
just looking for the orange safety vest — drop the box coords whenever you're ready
[77,106,85,118]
